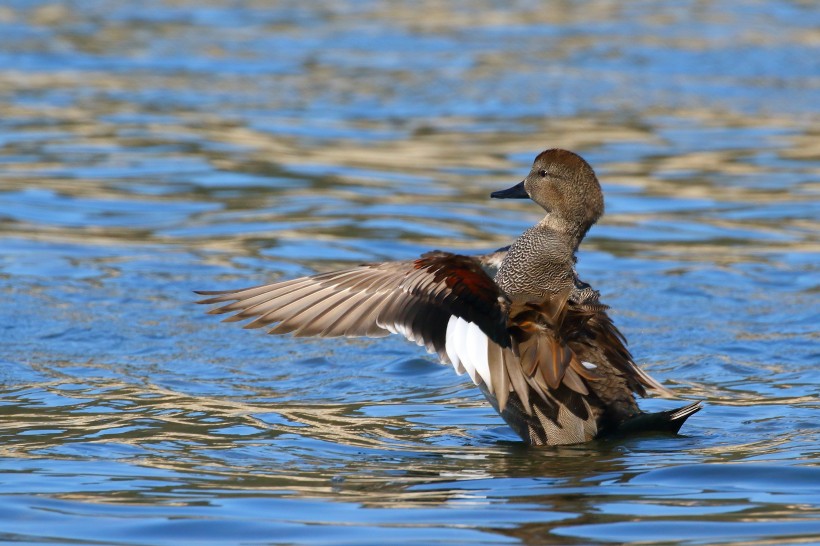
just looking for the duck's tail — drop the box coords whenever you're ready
[611,401,702,437]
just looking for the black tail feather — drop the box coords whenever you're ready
[609,401,702,437]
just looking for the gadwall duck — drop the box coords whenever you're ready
[197,149,700,445]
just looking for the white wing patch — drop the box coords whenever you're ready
[445,316,492,389]
[445,315,467,375]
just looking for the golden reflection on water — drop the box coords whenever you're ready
[1,107,817,261]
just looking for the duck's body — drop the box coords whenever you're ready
[197,149,700,445]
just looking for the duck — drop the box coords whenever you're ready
[196,148,700,445]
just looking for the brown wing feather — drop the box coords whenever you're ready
[196,252,511,361]
[503,289,591,416]
[565,302,674,399]
[496,284,673,429]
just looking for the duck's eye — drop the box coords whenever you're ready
[538,169,548,177]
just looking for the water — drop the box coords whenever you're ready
[1,1,818,544]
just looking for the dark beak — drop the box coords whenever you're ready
[490,181,529,199]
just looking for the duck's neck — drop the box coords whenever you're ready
[537,214,591,252]
[495,215,589,298]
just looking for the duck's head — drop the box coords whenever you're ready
[492,149,605,238]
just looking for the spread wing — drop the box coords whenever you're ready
[196,251,513,388]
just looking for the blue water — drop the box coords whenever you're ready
[0,1,818,544]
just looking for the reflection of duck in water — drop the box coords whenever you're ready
[198,149,700,445]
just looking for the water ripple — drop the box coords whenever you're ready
[0,0,818,544]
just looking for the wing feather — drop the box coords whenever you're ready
[197,252,511,366]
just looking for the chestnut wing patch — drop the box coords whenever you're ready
[411,252,509,347]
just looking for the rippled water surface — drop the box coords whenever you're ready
[1,1,819,544]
